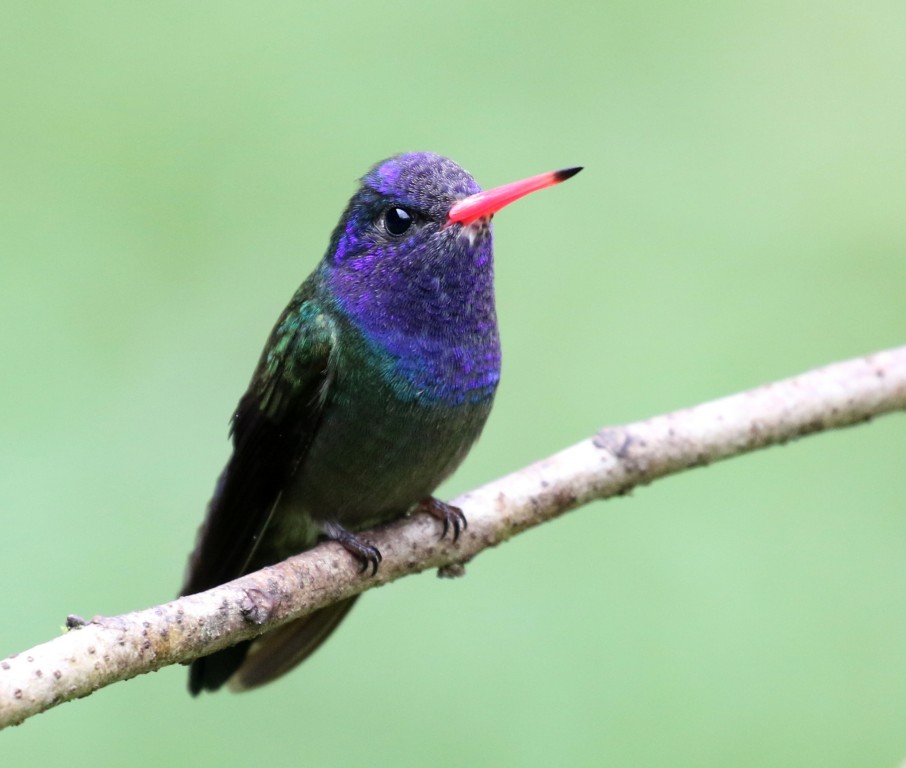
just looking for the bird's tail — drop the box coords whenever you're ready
[189,596,359,694]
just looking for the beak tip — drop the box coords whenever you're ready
[554,166,583,183]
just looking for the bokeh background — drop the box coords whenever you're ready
[2,2,904,765]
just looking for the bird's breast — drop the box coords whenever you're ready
[270,299,501,541]
[382,332,501,406]
[280,347,496,532]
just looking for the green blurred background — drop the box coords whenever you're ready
[2,1,904,765]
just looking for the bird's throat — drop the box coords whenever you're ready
[327,246,501,406]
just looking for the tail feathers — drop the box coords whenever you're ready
[188,597,359,694]
[230,597,359,691]
[189,641,251,695]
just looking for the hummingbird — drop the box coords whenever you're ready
[181,152,581,694]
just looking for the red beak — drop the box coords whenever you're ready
[447,166,582,227]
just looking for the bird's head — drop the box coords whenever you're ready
[321,152,580,352]
[325,152,580,278]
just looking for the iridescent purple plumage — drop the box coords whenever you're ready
[327,153,501,405]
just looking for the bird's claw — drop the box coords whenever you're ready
[355,543,382,576]
[418,497,468,543]
[324,522,383,576]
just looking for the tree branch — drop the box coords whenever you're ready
[2,346,904,729]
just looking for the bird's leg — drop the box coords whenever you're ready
[417,497,468,543]
[322,521,383,576]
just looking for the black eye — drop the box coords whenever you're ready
[383,206,413,236]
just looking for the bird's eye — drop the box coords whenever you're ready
[383,207,414,236]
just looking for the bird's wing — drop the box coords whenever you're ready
[181,289,337,596]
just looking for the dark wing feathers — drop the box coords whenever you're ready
[181,294,336,598]
[183,295,337,694]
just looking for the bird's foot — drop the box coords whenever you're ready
[418,497,467,543]
[322,521,382,576]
